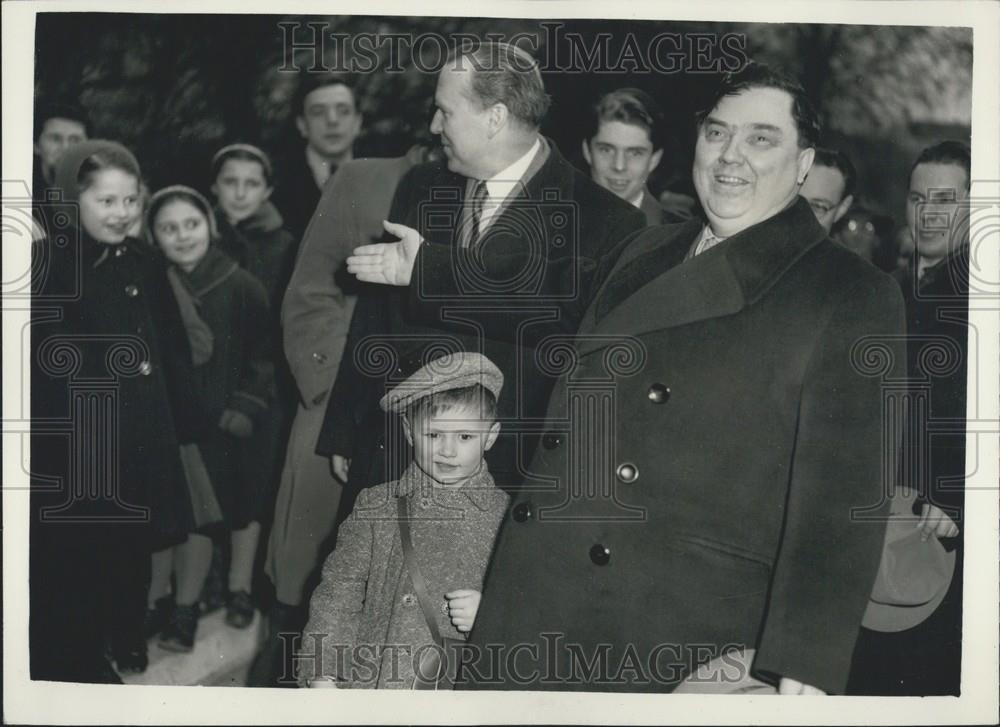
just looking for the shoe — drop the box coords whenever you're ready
[158,603,199,653]
[112,640,149,674]
[245,601,306,687]
[225,590,255,629]
[144,595,175,639]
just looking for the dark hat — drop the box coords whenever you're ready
[147,184,220,240]
[51,139,140,204]
[379,352,503,415]
[862,488,956,633]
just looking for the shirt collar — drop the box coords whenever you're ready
[630,189,644,209]
[480,136,541,203]
[693,225,728,257]
[305,146,336,190]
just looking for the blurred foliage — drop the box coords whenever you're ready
[35,14,971,222]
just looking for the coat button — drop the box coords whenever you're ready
[312,351,327,364]
[589,544,611,566]
[402,593,416,606]
[440,602,449,615]
[125,284,139,297]
[616,463,638,484]
[647,383,670,404]
[512,502,533,523]
[114,247,125,257]
[542,433,562,450]
[138,361,152,376]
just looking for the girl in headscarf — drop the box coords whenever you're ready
[30,140,198,680]
[146,185,274,650]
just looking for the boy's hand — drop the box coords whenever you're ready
[445,589,481,633]
[917,503,960,540]
[219,409,254,438]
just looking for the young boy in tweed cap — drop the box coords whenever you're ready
[299,352,510,688]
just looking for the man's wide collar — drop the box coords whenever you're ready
[582,197,827,352]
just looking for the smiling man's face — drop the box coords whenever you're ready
[693,86,814,237]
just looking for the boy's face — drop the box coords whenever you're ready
[35,117,87,178]
[213,158,273,224]
[583,119,662,205]
[296,83,362,161]
[403,404,500,487]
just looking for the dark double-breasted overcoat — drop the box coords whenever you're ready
[464,198,907,695]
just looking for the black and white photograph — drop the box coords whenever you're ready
[3,0,998,724]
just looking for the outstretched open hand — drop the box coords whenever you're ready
[345,220,423,286]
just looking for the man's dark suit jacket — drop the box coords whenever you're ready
[315,138,646,493]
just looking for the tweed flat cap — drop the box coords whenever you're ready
[379,352,503,414]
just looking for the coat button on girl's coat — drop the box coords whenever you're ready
[542,433,562,450]
[647,383,670,404]
[125,284,139,297]
[138,361,152,376]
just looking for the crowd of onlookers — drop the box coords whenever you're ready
[29,45,970,696]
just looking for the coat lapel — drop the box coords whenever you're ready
[418,137,573,249]
[579,197,826,356]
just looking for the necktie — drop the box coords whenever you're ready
[468,180,489,247]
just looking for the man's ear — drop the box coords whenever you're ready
[401,415,414,447]
[295,116,308,140]
[487,103,509,139]
[796,147,816,185]
[581,139,593,168]
[648,147,664,175]
[484,421,501,451]
[833,194,854,225]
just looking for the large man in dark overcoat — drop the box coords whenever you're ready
[451,64,907,695]
[322,42,645,494]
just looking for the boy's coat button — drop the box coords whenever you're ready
[402,593,416,606]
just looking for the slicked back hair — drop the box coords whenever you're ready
[447,41,550,129]
[695,62,821,150]
[587,87,665,152]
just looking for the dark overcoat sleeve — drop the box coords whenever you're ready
[753,273,907,693]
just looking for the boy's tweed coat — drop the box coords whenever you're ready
[299,463,508,688]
